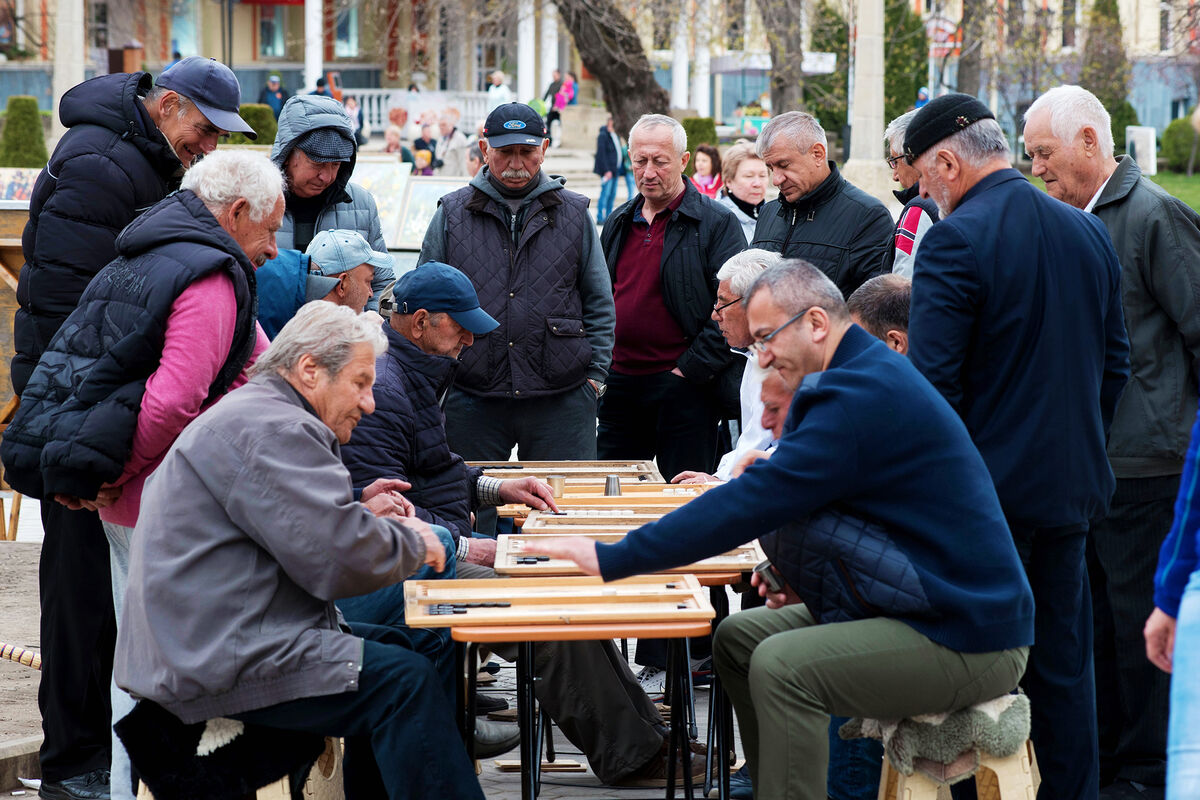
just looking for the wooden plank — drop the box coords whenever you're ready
[469,459,665,482]
[403,574,713,628]
[494,534,764,576]
[494,759,586,773]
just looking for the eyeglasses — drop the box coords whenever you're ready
[749,308,811,354]
[885,154,903,169]
[712,296,742,315]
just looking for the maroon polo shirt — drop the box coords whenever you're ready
[611,189,689,375]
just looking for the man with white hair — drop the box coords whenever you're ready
[1026,84,1200,799]
[750,111,893,297]
[905,93,1130,800]
[113,302,484,799]
[882,110,939,277]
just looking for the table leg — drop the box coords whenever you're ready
[517,641,537,800]
[706,584,733,799]
[665,638,696,800]
[465,642,479,763]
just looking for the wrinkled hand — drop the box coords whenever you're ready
[1145,607,1177,674]
[671,470,720,485]
[464,536,497,568]
[751,569,801,609]
[404,518,447,573]
[498,477,560,513]
[364,491,415,519]
[732,449,772,479]
[362,478,413,504]
[55,486,122,512]
[520,536,601,576]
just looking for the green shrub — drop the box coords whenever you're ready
[1161,116,1196,172]
[0,95,48,168]
[227,103,277,146]
[1109,100,1139,154]
[681,117,718,177]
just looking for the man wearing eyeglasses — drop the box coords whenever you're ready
[882,110,939,278]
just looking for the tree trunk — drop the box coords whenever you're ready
[956,0,986,96]
[554,0,671,134]
[753,0,806,113]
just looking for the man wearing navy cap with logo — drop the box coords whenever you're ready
[10,55,253,800]
[905,93,1130,800]
[419,102,614,530]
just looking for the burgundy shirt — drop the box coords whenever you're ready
[611,190,688,375]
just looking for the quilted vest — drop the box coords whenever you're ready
[439,183,592,398]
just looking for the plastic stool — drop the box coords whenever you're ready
[878,738,1037,800]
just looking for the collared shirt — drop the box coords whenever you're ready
[1084,175,1113,213]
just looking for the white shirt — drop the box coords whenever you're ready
[715,350,774,480]
[1084,175,1113,213]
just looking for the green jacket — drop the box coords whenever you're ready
[1094,155,1200,477]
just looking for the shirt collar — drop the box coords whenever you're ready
[633,186,686,225]
[1083,174,1113,213]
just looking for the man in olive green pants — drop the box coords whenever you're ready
[714,605,1028,799]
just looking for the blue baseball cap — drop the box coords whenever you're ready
[155,56,257,139]
[393,262,498,335]
[482,103,548,148]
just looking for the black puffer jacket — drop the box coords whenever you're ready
[13,71,182,395]
[600,181,746,384]
[340,323,482,544]
[1,191,259,500]
[752,162,893,298]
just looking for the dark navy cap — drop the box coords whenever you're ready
[155,56,257,140]
[482,103,548,148]
[394,262,499,334]
[903,92,995,165]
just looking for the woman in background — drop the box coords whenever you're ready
[689,143,723,199]
[715,141,768,243]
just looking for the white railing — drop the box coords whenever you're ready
[349,89,491,135]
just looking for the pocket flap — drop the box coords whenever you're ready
[546,316,585,337]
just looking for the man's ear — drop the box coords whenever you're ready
[811,141,827,163]
[293,352,322,389]
[886,329,909,355]
[809,307,832,341]
[1080,125,1099,156]
[225,197,250,234]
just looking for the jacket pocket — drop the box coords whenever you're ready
[835,557,885,618]
[541,316,590,389]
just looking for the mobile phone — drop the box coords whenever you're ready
[753,559,784,593]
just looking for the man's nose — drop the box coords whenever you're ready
[771,171,784,186]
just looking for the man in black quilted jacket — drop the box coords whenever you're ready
[10,58,253,800]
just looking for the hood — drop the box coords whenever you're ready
[271,95,357,205]
[115,189,254,275]
[59,72,180,173]
[470,167,565,208]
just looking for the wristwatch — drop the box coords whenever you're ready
[587,378,607,398]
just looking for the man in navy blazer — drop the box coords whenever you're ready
[906,93,1130,800]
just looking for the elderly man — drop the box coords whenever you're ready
[882,110,938,277]
[270,95,394,311]
[419,102,614,469]
[258,73,289,119]
[906,93,1130,800]
[847,273,910,354]
[672,248,782,485]
[436,110,469,176]
[530,260,1034,800]
[339,264,692,786]
[750,111,892,297]
[3,150,284,800]
[1024,85,1200,799]
[8,59,253,799]
[112,302,484,800]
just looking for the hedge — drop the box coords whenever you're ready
[0,95,48,168]
[680,117,717,177]
[228,103,277,146]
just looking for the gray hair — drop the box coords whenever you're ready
[251,301,387,378]
[716,249,784,296]
[756,111,828,158]
[745,259,848,321]
[144,84,196,121]
[919,118,1009,169]
[181,150,285,223]
[847,274,911,338]
[629,114,687,156]
[1024,85,1114,160]
[884,109,920,156]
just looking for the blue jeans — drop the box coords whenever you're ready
[597,176,616,223]
[623,171,635,202]
[1169,571,1200,798]
[828,715,882,800]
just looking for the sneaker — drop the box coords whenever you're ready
[39,769,111,800]
[636,665,667,697]
[728,764,754,799]
[474,691,509,716]
[690,655,713,687]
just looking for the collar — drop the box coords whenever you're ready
[384,321,460,390]
[1093,156,1137,211]
[633,185,687,225]
[955,167,1026,210]
[893,183,920,205]
[779,161,843,216]
[259,372,322,420]
[1083,173,1113,213]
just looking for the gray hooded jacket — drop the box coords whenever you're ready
[271,95,394,311]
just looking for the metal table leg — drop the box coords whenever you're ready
[516,640,538,800]
[665,637,696,800]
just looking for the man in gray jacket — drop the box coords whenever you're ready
[1025,85,1200,799]
[270,94,395,311]
[419,102,614,467]
[114,303,484,800]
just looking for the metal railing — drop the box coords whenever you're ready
[348,89,490,134]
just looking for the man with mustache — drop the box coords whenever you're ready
[418,102,615,536]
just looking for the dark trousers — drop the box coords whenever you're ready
[828,715,883,800]
[232,623,484,800]
[1010,520,1099,800]
[444,385,598,462]
[1088,476,1176,787]
[597,371,722,485]
[38,503,116,782]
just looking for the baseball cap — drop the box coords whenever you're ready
[268,74,281,83]
[306,229,394,277]
[155,56,257,140]
[393,262,499,334]
[482,103,548,148]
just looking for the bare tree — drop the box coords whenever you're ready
[752,0,806,113]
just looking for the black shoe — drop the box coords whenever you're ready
[474,691,509,716]
[39,769,111,800]
[474,718,521,759]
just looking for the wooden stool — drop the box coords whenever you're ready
[878,739,1037,800]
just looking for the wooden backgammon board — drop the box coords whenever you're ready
[402,575,714,627]
[519,508,686,533]
[493,533,765,576]
[468,459,665,482]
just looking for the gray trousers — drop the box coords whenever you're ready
[713,605,1029,800]
[458,561,664,782]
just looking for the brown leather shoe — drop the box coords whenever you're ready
[611,739,710,788]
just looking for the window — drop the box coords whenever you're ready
[335,6,359,58]
[1062,0,1076,48]
[89,0,108,48]
[259,5,285,58]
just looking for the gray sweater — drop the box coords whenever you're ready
[114,372,428,723]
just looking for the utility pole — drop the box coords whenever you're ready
[51,0,86,141]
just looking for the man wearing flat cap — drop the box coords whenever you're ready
[270,95,395,312]
[905,92,1130,800]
